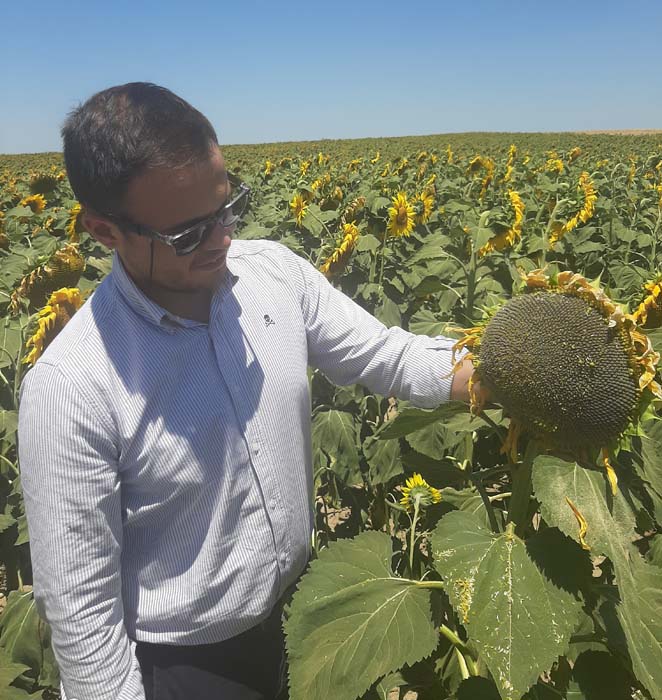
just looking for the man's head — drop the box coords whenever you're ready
[63,83,242,298]
[62,82,219,216]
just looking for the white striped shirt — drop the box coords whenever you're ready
[18,240,457,700]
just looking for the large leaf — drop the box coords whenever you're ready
[531,456,636,559]
[285,531,438,700]
[0,591,42,677]
[610,555,662,700]
[431,511,582,700]
[376,402,468,440]
[312,409,362,484]
[0,647,29,688]
[532,456,662,698]
[363,434,404,485]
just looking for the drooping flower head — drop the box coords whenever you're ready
[319,222,360,278]
[20,194,47,214]
[479,190,525,257]
[453,270,662,484]
[24,288,84,366]
[632,277,662,329]
[549,171,597,246]
[290,193,308,226]
[413,190,435,225]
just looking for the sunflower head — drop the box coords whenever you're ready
[400,473,442,512]
[20,194,47,214]
[23,288,84,366]
[290,193,308,226]
[455,270,661,457]
[387,192,415,237]
[29,172,59,195]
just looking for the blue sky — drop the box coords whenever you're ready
[1,0,661,154]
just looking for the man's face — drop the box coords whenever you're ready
[111,147,233,295]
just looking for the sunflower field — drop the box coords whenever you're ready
[1,132,662,700]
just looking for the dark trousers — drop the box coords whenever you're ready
[134,605,287,700]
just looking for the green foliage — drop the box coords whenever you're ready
[285,531,438,700]
[3,134,662,698]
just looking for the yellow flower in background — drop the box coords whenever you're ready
[370,151,381,164]
[413,190,435,225]
[479,190,525,256]
[24,287,84,366]
[290,193,308,226]
[299,160,311,176]
[545,158,564,174]
[319,222,360,278]
[446,144,454,164]
[466,156,495,199]
[65,202,84,242]
[632,278,662,328]
[503,144,517,182]
[387,192,415,237]
[380,164,391,177]
[264,160,275,176]
[568,147,582,163]
[20,194,47,213]
[394,158,409,175]
[400,473,442,512]
[549,171,597,246]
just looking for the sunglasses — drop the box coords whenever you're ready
[105,173,250,256]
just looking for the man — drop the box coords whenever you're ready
[18,83,476,700]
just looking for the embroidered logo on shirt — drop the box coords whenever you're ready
[264,314,275,327]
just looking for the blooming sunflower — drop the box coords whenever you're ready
[387,193,415,237]
[290,193,308,226]
[264,160,275,176]
[400,473,442,512]
[453,270,662,490]
[23,288,84,366]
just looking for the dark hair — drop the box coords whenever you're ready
[61,82,218,215]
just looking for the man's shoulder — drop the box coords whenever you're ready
[227,239,309,279]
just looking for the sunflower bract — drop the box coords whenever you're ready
[477,292,639,449]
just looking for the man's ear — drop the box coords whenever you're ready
[82,209,124,250]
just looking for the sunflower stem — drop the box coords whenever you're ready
[507,441,537,537]
[409,495,421,577]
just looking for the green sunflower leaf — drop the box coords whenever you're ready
[430,510,582,700]
[531,455,636,558]
[375,401,467,440]
[285,531,438,700]
[531,455,662,699]
[312,409,361,485]
[362,434,404,486]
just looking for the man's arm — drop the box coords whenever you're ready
[18,363,146,700]
[278,244,476,407]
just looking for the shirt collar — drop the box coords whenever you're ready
[110,252,239,330]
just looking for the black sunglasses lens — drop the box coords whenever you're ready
[173,224,208,255]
